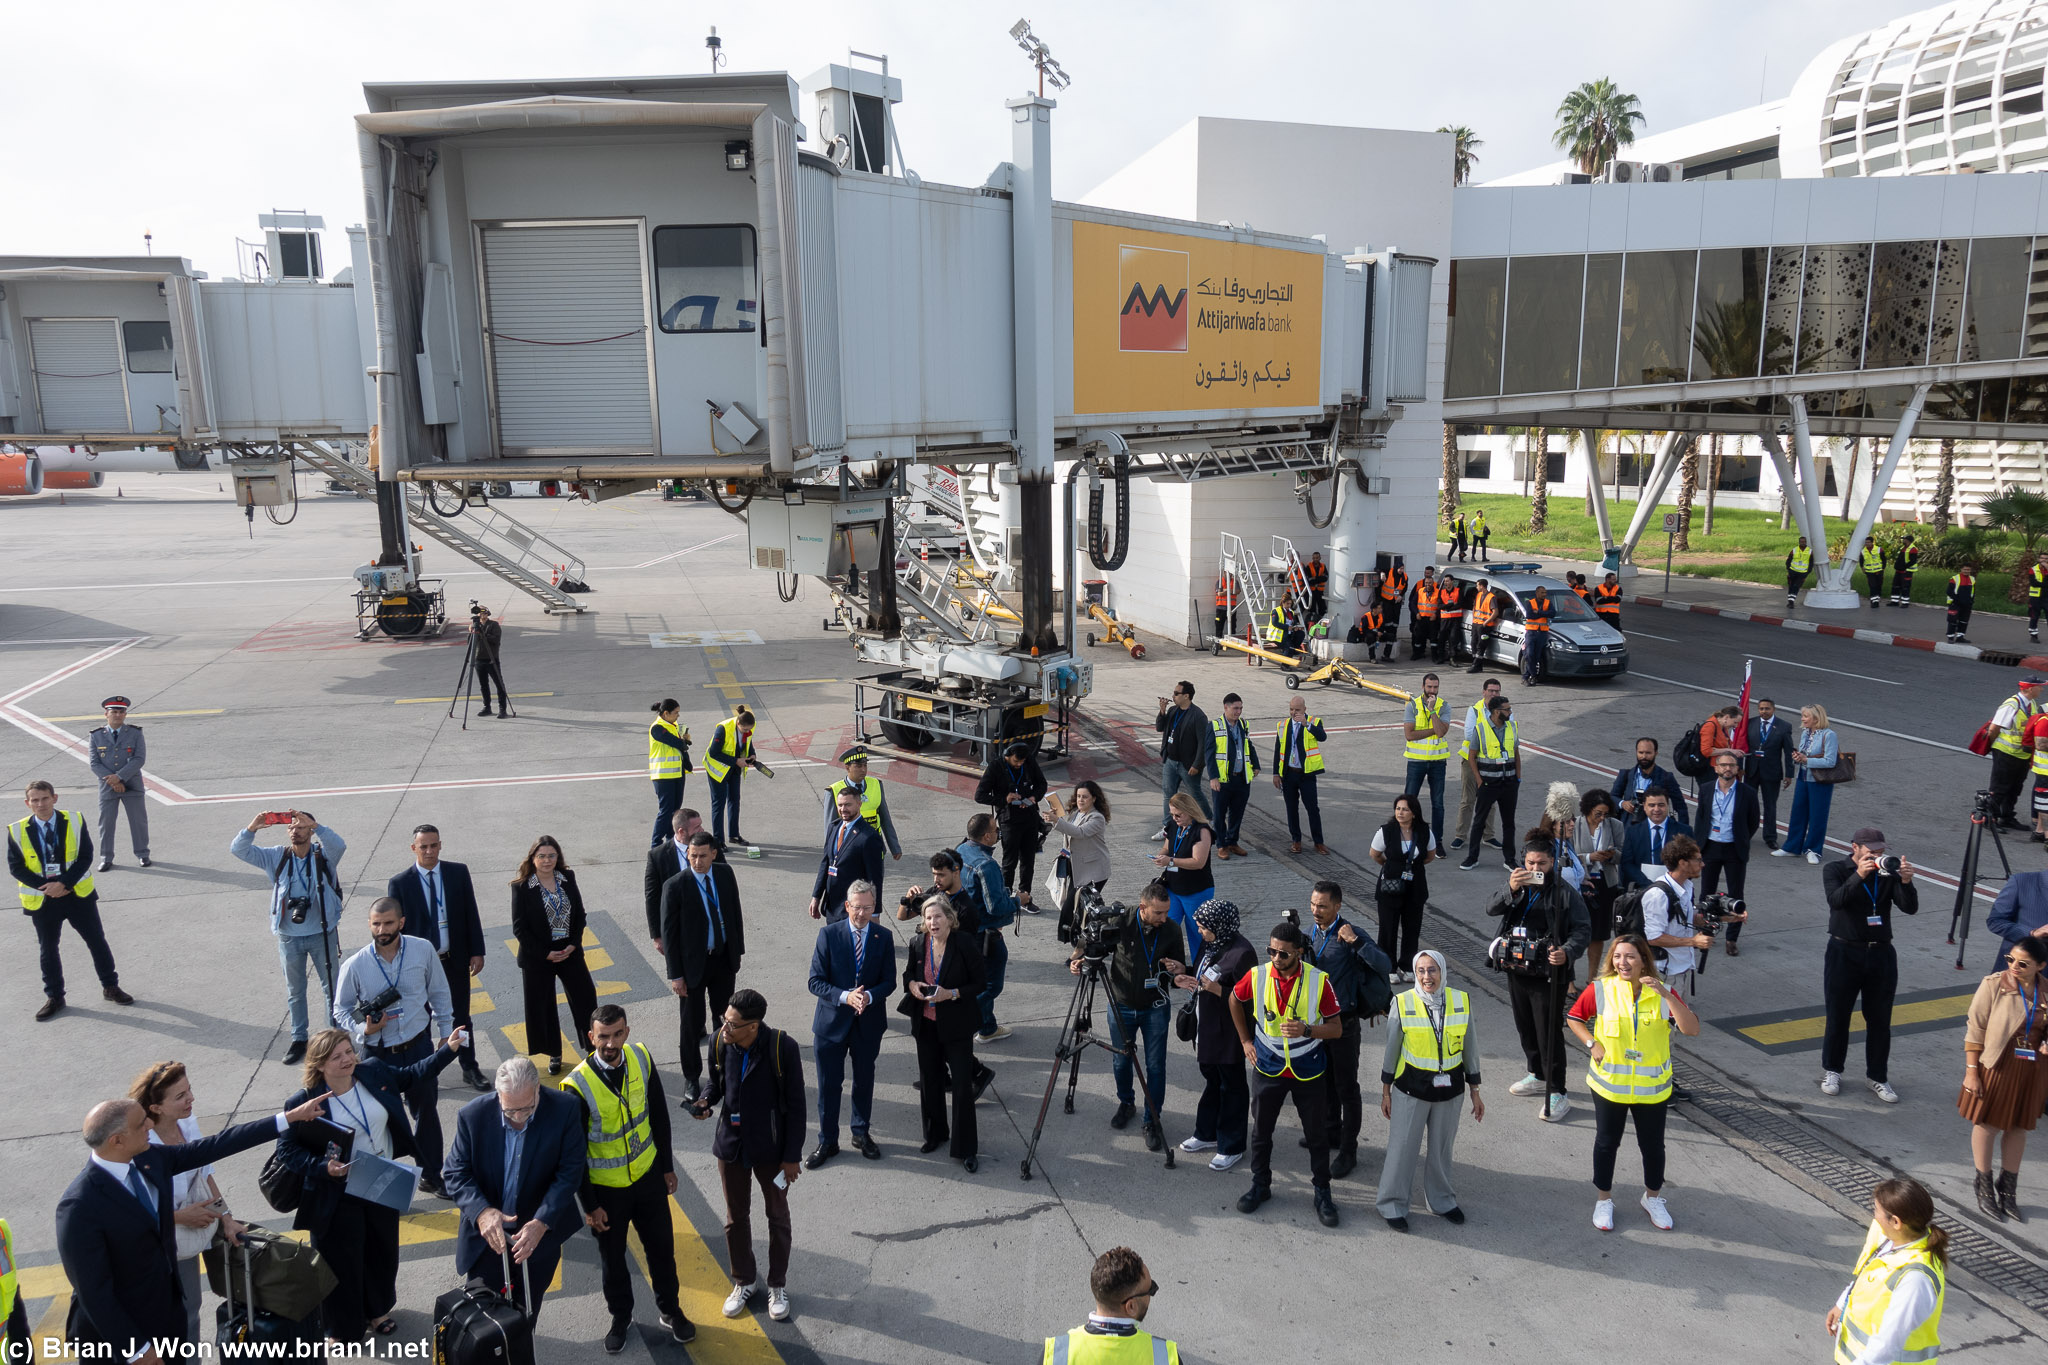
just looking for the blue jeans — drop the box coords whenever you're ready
[710,774,744,844]
[278,929,341,1042]
[1403,759,1447,849]
[651,776,686,848]
[1111,1000,1170,1124]
[1521,632,1547,683]
[977,931,1010,1036]
[1213,778,1250,847]
[1167,889,1213,951]
[1783,779,1835,855]
[1161,759,1214,828]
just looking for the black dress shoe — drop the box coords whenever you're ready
[1110,1101,1136,1130]
[805,1142,839,1170]
[963,1155,979,1174]
[920,1137,945,1153]
[1330,1148,1357,1180]
[547,1057,562,1076]
[1143,1121,1163,1152]
[1384,1215,1411,1232]
[660,1312,695,1345]
[102,985,134,1005]
[1441,1206,1466,1225]
[418,1175,446,1199]
[139,857,152,867]
[34,996,64,1022]
[603,1318,628,1354]
[1237,1184,1271,1214]
[677,1078,701,1108]
[98,858,114,872]
[462,1066,491,1092]
[1314,1187,1340,1228]
[854,1133,881,1159]
[283,1040,307,1065]
[477,710,495,717]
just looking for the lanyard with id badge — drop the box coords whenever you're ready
[1864,879,1885,931]
[2017,981,2041,1063]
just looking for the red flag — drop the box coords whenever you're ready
[1734,659,1753,753]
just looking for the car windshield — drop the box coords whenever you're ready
[1518,588,1597,622]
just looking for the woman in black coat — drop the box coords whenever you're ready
[509,834,600,1075]
[901,894,989,1172]
[1370,794,1436,979]
[1173,899,1258,1169]
[277,1027,462,1343]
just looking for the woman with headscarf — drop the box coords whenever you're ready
[1375,948,1484,1231]
[1172,899,1258,1172]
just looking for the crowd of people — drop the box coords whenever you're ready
[15,653,2046,1365]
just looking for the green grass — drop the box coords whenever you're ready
[1444,491,2026,614]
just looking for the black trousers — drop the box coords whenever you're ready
[1991,749,2030,822]
[1591,1094,1668,1193]
[679,949,738,1087]
[1467,622,1495,670]
[365,1032,444,1182]
[520,947,598,1061]
[1746,776,1781,847]
[590,1169,681,1320]
[474,657,509,712]
[1411,617,1434,659]
[1466,781,1519,863]
[1506,970,1568,1097]
[1891,569,1914,602]
[1280,771,1324,845]
[1376,884,1426,971]
[1250,1069,1330,1189]
[438,951,476,1070]
[1321,1022,1364,1156]
[1862,568,1886,602]
[29,897,120,999]
[1194,1058,1249,1155]
[1214,607,1238,639]
[314,1194,400,1341]
[1786,572,1807,601]
[1823,938,1898,1082]
[1949,604,1973,637]
[1000,816,1040,902]
[912,1017,977,1158]
[1699,842,1749,942]
[2032,598,2046,632]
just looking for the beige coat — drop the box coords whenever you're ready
[1964,970,2042,1069]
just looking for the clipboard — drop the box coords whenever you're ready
[343,1150,420,1212]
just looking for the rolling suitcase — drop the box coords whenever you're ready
[215,1233,321,1352]
[434,1245,536,1365]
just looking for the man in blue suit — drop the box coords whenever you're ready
[385,824,490,1090]
[57,1093,328,1359]
[1743,699,1796,851]
[1618,788,1693,889]
[443,1056,586,1317]
[805,880,895,1167]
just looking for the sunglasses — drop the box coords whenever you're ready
[1266,947,1299,959]
[1126,1280,1160,1303]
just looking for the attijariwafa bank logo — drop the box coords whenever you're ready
[1118,245,1188,352]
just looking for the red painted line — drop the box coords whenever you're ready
[1688,604,1722,615]
[1815,624,1855,638]
[1635,597,1663,607]
[1893,636,1936,652]
[1751,615,1785,626]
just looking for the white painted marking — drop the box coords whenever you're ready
[1628,671,1968,753]
[624,532,741,569]
[649,630,765,648]
[1626,630,1678,641]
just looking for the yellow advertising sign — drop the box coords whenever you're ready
[1072,219,1323,416]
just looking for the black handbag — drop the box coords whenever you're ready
[256,1151,301,1214]
[1175,995,1197,1043]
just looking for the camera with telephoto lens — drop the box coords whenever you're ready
[1486,934,1557,973]
[285,894,313,924]
[349,984,402,1025]
[1074,888,1129,961]
[1875,854,1903,876]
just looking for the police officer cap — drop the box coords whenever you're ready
[101,696,131,710]
[837,746,870,766]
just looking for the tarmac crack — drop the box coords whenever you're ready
[850,1200,1059,1243]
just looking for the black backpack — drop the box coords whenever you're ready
[1673,724,1709,778]
[1612,877,1679,956]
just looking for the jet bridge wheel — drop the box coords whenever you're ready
[879,688,938,752]
[377,591,433,638]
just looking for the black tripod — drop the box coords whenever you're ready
[1020,955,1174,1180]
[1949,791,2012,969]
[447,618,515,730]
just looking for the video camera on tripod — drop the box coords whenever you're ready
[1066,886,1130,960]
[1687,892,1744,976]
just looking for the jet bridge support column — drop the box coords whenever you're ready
[1009,92,1059,654]
[1325,469,1376,632]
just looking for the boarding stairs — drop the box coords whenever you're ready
[1267,536,1314,620]
[285,440,590,614]
[868,464,1021,644]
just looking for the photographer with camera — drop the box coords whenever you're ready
[975,742,1047,912]
[1172,900,1256,1171]
[1484,836,1591,1123]
[1305,883,1394,1180]
[332,897,455,1195]
[1566,934,1700,1231]
[1230,920,1345,1228]
[1069,882,1186,1154]
[468,604,509,717]
[1042,1245,1180,1365]
[232,810,348,1067]
[1636,834,1711,998]
[1821,829,1918,1104]
[897,850,981,934]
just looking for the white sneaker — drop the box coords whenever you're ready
[1869,1080,1900,1104]
[1640,1193,1674,1230]
[1805,852,1821,865]
[722,1283,756,1318]
[1770,847,1792,858]
[978,1024,1013,1042]
[1508,1073,1545,1097]
[1543,1093,1571,1122]
[766,1288,791,1322]
[1821,1071,1841,1096]
[1592,1198,1615,1232]
[1180,1135,1218,1153]
[1209,1150,1244,1172]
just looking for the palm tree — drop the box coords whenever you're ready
[1674,435,1698,551]
[1932,437,1956,534]
[1703,433,1721,536]
[1440,423,1462,523]
[1982,487,2048,552]
[1529,427,1550,531]
[1553,79,1647,177]
[1437,125,1483,185]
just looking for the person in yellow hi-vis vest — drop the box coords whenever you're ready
[1230,919,1345,1228]
[1565,934,1700,1232]
[9,779,132,1022]
[1827,1178,1947,1365]
[1376,949,1484,1232]
[1042,1245,1180,1365]
[0,1215,24,1364]
[702,705,774,847]
[647,699,694,850]
[1786,536,1814,607]
[565,1005,694,1352]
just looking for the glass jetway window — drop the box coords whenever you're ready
[122,321,175,373]
[653,224,758,333]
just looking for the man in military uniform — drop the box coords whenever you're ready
[87,697,148,870]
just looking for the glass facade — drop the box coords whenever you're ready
[1579,254,1622,390]
[1445,258,1507,398]
[1691,247,1769,381]
[1501,254,1584,395]
[1619,251,1695,386]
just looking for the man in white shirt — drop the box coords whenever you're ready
[1640,836,1712,997]
[334,897,456,1195]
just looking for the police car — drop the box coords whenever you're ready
[1438,563,1630,680]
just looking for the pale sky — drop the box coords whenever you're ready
[5,0,1930,278]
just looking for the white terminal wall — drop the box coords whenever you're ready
[1069,117,1455,644]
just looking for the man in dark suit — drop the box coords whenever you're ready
[1609,738,1690,827]
[58,1093,326,1359]
[662,833,746,1106]
[11,780,133,1021]
[442,1056,585,1318]
[1744,698,1795,850]
[644,809,726,949]
[1618,789,1691,889]
[810,787,884,923]
[386,824,489,1091]
[1696,750,1761,955]
[804,880,895,1167]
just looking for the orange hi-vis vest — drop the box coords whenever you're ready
[1381,567,1408,601]
[1472,591,1501,627]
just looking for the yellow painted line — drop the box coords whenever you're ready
[1738,992,1976,1047]
[632,1194,783,1364]
[18,1264,71,1298]
[395,692,554,705]
[583,948,615,971]
[470,989,495,1013]
[699,678,838,689]
[399,1208,463,1246]
[44,708,225,721]
[34,1292,69,1361]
